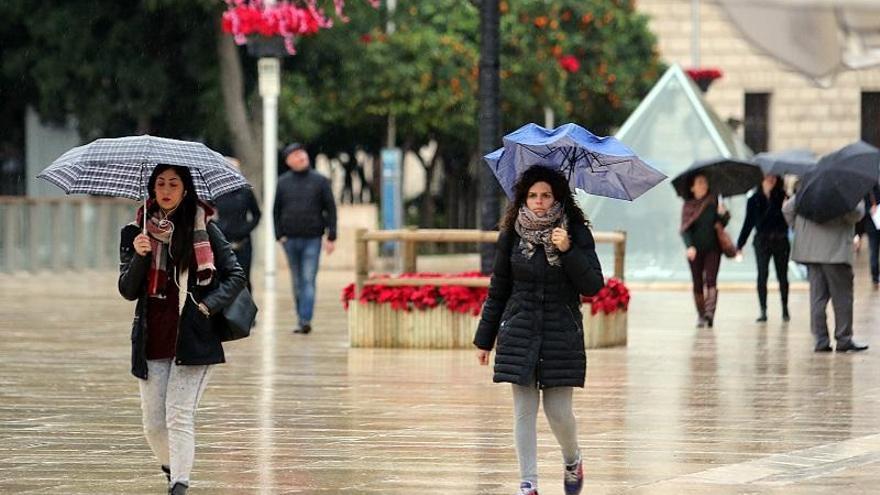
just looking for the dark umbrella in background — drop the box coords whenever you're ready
[37,135,250,231]
[795,141,880,223]
[753,149,817,177]
[484,122,667,201]
[671,157,764,198]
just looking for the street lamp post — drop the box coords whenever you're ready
[258,57,280,290]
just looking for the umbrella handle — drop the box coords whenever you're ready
[143,198,147,234]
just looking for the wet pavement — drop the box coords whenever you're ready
[1,258,879,494]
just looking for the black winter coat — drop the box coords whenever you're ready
[473,222,604,388]
[214,188,262,243]
[273,169,337,241]
[118,222,246,379]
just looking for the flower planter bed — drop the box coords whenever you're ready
[343,273,628,349]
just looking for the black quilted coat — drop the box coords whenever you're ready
[473,221,604,388]
[118,222,246,379]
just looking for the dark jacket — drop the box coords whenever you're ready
[118,222,246,379]
[473,222,604,389]
[214,188,262,243]
[736,189,788,250]
[682,206,730,253]
[273,169,337,241]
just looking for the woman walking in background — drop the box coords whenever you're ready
[736,174,790,322]
[680,173,730,328]
[474,166,604,495]
[118,164,245,494]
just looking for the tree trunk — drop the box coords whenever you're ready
[216,27,262,197]
[420,160,438,230]
[478,0,502,274]
[136,115,152,134]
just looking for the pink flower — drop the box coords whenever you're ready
[558,55,580,73]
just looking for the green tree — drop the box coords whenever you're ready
[501,0,662,134]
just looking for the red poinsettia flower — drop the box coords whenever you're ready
[558,55,580,73]
[581,277,630,315]
[685,67,723,82]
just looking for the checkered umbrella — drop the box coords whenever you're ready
[37,135,249,201]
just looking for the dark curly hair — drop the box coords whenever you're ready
[498,165,588,231]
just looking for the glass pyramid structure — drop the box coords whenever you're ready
[580,64,772,282]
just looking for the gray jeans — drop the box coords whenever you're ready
[512,381,580,486]
[807,263,854,348]
[139,359,213,487]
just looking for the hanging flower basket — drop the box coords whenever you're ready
[221,0,379,56]
[343,273,628,349]
[685,67,724,92]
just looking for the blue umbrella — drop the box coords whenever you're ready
[484,123,666,200]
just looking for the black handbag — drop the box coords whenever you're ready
[214,287,258,342]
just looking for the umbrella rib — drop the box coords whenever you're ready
[195,167,212,199]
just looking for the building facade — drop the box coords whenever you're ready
[638,0,880,154]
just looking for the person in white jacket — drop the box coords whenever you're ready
[782,196,868,352]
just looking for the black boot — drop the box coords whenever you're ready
[704,288,718,328]
[169,482,188,495]
[693,292,707,328]
[161,465,170,483]
[781,282,790,322]
[756,308,767,323]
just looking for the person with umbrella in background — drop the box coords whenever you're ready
[736,174,791,323]
[38,136,251,494]
[679,173,730,328]
[783,141,878,353]
[477,123,664,495]
[674,158,763,328]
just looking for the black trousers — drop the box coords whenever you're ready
[754,234,789,310]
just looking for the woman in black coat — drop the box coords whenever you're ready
[118,164,245,495]
[680,173,730,328]
[473,166,604,495]
[735,174,790,322]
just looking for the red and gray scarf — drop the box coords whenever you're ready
[135,202,215,298]
[680,195,716,233]
[514,201,568,266]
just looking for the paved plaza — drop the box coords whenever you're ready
[2,258,880,494]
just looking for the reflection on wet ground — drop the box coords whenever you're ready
[1,262,879,494]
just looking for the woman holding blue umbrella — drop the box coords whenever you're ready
[474,166,604,495]
[119,164,245,495]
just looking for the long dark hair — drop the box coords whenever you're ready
[498,165,587,231]
[147,164,198,270]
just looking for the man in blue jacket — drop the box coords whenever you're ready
[273,143,337,334]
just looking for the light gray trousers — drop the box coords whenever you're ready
[806,263,854,348]
[139,359,213,487]
[512,381,580,486]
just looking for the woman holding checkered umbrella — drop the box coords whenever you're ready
[39,136,249,494]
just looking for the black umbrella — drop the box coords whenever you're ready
[671,157,764,198]
[753,149,817,177]
[795,141,880,223]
